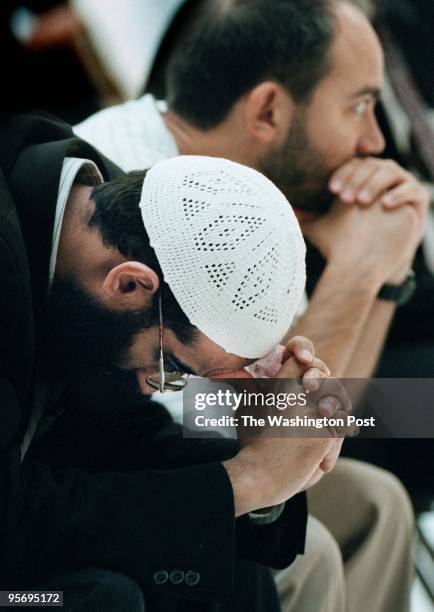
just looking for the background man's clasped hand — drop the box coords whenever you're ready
[303,157,428,287]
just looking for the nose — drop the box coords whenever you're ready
[356,113,385,156]
[136,369,159,395]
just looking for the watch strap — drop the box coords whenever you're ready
[378,270,416,306]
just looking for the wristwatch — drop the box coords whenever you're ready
[378,270,417,306]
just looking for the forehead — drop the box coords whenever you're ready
[325,2,384,95]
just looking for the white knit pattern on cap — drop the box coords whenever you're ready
[140,156,306,358]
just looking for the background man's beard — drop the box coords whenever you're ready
[260,112,334,216]
[40,277,153,382]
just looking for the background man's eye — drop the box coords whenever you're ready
[354,100,368,116]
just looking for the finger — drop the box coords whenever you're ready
[382,181,427,209]
[315,378,352,414]
[302,359,331,392]
[283,336,315,364]
[317,395,341,417]
[333,409,359,438]
[329,159,361,194]
[319,439,343,472]
[354,165,406,206]
[303,357,330,376]
[303,467,325,490]
[339,162,378,204]
[303,369,327,392]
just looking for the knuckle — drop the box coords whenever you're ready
[342,158,357,169]
[294,336,314,352]
[419,185,430,205]
[313,357,328,370]
[289,335,309,345]
[385,158,399,171]
[401,204,417,219]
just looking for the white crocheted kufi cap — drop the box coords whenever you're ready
[139,156,306,359]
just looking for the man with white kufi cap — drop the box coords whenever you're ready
[1,113,347,611]
[139,155,306,361]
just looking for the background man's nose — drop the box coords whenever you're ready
[357,117,386,156]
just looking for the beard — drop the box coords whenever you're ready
[40,276,153,383]
[260,109,335,216]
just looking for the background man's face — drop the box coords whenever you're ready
[262,3,385,215]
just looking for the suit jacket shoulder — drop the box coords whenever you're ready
[0,113,124,444]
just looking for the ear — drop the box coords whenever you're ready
[244,81,295,147]
[102,261,160,309]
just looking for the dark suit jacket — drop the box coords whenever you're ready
[0,114,307,603]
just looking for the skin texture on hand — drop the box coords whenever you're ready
[222,336,350,515]
[328,156,428,284]
[292,156,428,379]
[329,156,429,213]
[225,434,338,516]
[290,255,396,378]
[301,197,423,285]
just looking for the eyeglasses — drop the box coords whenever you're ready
[146,294,189,393]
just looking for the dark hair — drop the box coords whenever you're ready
[88,171,196,343]
[166,0,337,129]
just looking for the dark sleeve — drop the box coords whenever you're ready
[25,383,307,590]
[1,415,236,603]
[0,352,234,602]
[97,396,308,571]
[2,401,306,603]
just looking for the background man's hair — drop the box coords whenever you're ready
[165,0,337,129]
[88,171,196,343]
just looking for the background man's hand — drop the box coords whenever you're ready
[329,156,429,213]
[301,195,425,286]
[326,157,428,284]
